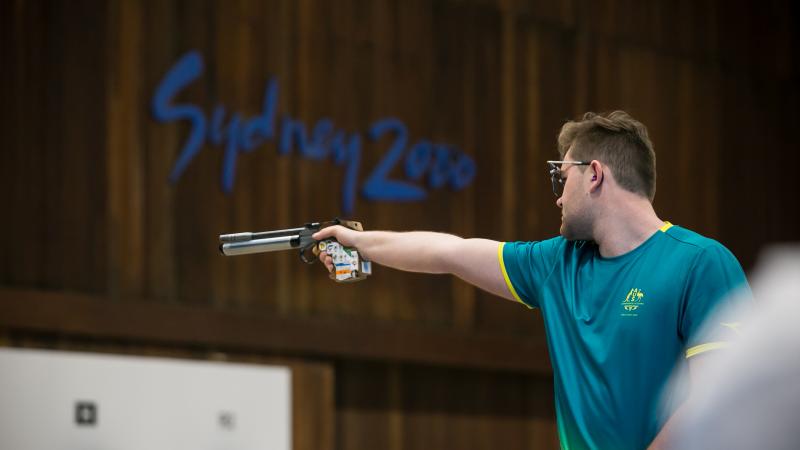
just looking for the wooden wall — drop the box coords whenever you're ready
[1,0,797,449]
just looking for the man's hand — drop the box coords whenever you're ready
[312,225,361,273]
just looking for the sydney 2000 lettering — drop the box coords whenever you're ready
[151,51,476,214]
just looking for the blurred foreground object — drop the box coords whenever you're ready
[666,245,800,450]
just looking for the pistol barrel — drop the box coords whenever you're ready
[220,235,298,256]
[218,222,325,258]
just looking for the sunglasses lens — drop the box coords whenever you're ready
[552,177,563,197]
[549,165,562,197]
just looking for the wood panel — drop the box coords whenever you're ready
[336,361,558,450]
[0,288,551,373]
[142,0,179,303]
[107,0,145,300]
[3,0,796,319]
[7,0,794,327]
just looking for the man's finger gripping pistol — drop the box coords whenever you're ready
[218,219,372,282]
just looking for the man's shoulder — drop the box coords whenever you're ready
[507,235,566,248]
[661,225,737,262]
[503,236,578,263]
[517,236,595,253]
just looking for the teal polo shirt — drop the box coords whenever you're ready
[499,223,750,450]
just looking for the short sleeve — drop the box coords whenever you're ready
[499,237,563,308]
[680,243,752,358]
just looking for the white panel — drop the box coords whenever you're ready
[0,348,291,450]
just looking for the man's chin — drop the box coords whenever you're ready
[560,222,584,241]
[560,223,573,240]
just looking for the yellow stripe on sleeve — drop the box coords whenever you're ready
[685,341,731,358]
[498,242,530,308]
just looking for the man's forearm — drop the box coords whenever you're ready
[314,226,511,300]
[352,230,463,274]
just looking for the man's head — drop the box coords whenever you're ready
[558,110,656,200]
[553,111,656,240]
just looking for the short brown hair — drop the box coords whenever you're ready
[558,111,656,201]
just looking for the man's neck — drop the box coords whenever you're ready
[592,195,664,258]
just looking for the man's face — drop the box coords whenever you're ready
[556,150,593,240]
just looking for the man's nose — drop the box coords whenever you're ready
[556,196,563,208]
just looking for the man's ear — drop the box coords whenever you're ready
[589,160,603,192]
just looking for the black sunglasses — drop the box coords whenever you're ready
[547,160,590,197]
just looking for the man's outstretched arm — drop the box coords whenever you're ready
[312,225,516,302]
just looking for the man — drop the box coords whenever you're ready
[312,111,751,450]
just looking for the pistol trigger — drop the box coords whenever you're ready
[299,243,317,264]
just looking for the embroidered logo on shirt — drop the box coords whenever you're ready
[621,288,645,317]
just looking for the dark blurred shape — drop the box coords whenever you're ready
[75,401,98,426]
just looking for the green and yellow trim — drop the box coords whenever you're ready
[685,341,731,358]
[659,221,673,232]
[498,242,530,308]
